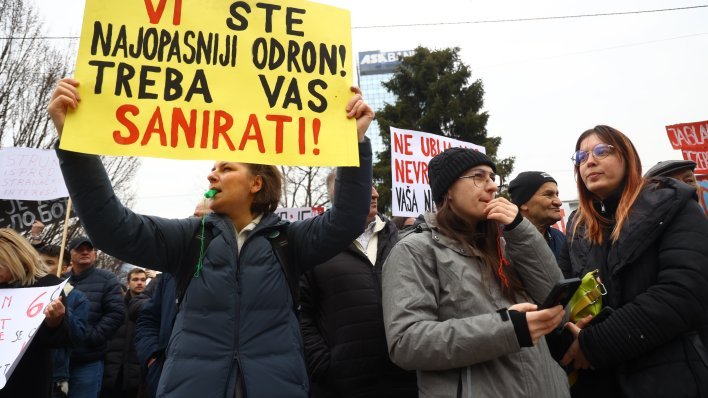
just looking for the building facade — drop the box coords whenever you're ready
[356,50,414,159]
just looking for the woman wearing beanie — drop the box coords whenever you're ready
[558,126,708,398]
[382,147,569,397]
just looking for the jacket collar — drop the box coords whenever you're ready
[70,264,96,282]
[576,178,695,277]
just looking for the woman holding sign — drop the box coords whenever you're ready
[382,147,570,397]
[0,228,69,398]
[48,78,375,397]
[558,125,708,397]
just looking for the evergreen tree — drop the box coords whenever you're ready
[373,46,514,213]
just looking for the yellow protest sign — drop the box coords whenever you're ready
[61,0,357,166]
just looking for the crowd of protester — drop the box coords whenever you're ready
[0,78,705,398]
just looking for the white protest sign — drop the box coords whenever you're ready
[0,280,68,389]
[275,207,324,221]
[390,127,486,217]
[0,147,69,201]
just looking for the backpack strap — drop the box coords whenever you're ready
[267,225,300,313]
[175,221,213,308]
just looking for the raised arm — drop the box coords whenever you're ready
[287,87,374,268]
[48,78,197,272]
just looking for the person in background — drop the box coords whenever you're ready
[559,125,708,397]
[382,147,569,397]
[299,170,417,397]
[644,159,701,200]
[66,236,126,398]
[37,244,90,398]
[134,272,177,398]
[508,171,565,260]
[101,268,146,398]
[38,244,71,276]
[0,228,70,398]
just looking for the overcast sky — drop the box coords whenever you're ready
[30,0,708,218]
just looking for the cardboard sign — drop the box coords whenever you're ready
[665,121,708,174]
[62,0,357,166]
[0,148,69,201]
[0,198,73,233]
[0,280,68,389]
[390,127,486,217]
[275,206,323,221]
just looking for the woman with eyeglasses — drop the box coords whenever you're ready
[382,147,570,397]
[559,125,708,397]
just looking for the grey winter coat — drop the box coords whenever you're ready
[382,214,569,398]
[56,140,372,398]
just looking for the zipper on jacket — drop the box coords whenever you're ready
[233,353,247,398]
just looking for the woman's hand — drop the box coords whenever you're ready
[509,302,565,345]
[47,78,80,137]
[560,316,593,369]
[484,197,519,225]
[43,298,65,328]
[346,86,375,142]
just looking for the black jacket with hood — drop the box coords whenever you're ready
[559,178,708,398]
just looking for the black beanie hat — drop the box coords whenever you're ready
[508,171,557,206]
[428,147,496,205]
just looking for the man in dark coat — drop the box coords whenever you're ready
[299,170,418,398]
[67,237,126,397]
[101,268,146,397]
[509,171,566,260]
[134,273,177,398]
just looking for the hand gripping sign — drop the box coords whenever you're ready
[0,280,68,389]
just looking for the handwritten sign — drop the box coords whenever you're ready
[0,280,68,389]
[0,148,69,201]
[62,0,357,166]
[665,120,708,174]
[275,206,323,221]
[0,198,73,233]
[390,127,486,217]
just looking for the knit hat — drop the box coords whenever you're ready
[644,160,696,178]
[508,171,557,206]
[428,147,496,205]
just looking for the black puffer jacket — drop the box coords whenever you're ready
[68,266,126,363]
[559,178,708,398]
[102,291,142,394]
[299,216,417,398]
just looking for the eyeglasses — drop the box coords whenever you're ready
[458,170,500,188]
[571,144,615,166]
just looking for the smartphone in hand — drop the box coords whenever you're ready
[539,278,582,310]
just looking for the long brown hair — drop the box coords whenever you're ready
[434,198,526,303]
[572,125,644,245]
